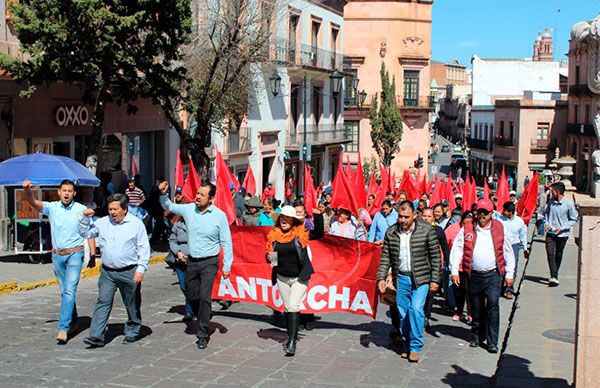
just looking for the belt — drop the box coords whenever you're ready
[188,255,219,262]
[398,271,412,276]
[102,264,136,272]
[471,268,497,275]
[52,246,84,255]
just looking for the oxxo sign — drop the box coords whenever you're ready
[54,105,90,127]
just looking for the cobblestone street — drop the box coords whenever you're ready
[0,259,515,387]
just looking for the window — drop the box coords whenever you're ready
[403,70,420,106]
[537,122,550,140]
[344,121,360,152]
[288,14,299,63]
[509,121,514,140]
[331,27,339,69]
[311,20,320,66]
[585,104,590,124]
[500,121,505,137]
[574,104,579,123]
[575,65,580,85]
[312,86,322,125]
[291,85,300,130]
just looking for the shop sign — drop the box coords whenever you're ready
[54,105,90,127]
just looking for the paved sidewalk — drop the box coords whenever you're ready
[494,233,576,387]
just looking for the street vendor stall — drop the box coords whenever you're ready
[0,153,100,258]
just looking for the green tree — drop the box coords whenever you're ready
[1,0,191,170]
[369,62,403,167]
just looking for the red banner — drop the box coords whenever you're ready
[212,226,382,318]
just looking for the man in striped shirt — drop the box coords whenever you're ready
[125,178,145,206]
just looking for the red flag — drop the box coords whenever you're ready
[346,155,352,175]
[418,174,427,197]
[398,170,419,201]
[379,163,389,194]
[426,176,435,195]
[390,170,396,193]
[446,179,457,211]
[517,171,539,225]
[182,156,201,202]
[483,179,491,200]
[429,176,442,205]
[367,174,379,199]
[174,150,184,188]
[242,165,257,196]
[304,165,317,217]
[496,166,510,211]
[214,149,237,224]
[226,165,240,192]
[330,160,360,217]
[462,173,476,212]
[353,153,367,210]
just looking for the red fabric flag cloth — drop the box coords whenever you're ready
[243,165,257,196]
[304,165,317,217]
[174,150,184,188]
[367,174,384,217]
[212,226,382,318]
[390,170,396,193]
[446,180,457,211]
[330,160,360,217]
[214,150,237,224]
[418,174,427,197]
[483,178,491,200]
[517,172,539,225]
[378,163,389,194]
[462,173,476,212]
[426,175,435,196]
[398,170,419,201]
[429,177,442,205]
[182,156,201,202]
[353,153,367,210]
[367,174,379,199]
[496,166,510,211]
[226,165,240,192]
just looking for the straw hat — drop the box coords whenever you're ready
[272,205,304,225]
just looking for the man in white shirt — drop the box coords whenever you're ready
[498,201,527,299]
[449,199,515,353]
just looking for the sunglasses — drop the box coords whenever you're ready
[477,209,491,216]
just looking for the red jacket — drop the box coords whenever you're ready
[462,219,506,277]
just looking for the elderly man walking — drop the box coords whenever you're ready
[159,179,233,350]
[79,194,150,347]
[377,201,441,363]
[22,179,95,344]
[450,199,515,353]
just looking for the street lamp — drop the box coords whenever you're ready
[351,76,359,92]
[359,89,367,106]
[330,70,343,94]
[269,71,282,97]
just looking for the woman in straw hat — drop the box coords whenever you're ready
[265,205,314,356]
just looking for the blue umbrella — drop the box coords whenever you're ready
[0,153,100,186]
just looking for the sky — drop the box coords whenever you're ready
[432,0,600,67]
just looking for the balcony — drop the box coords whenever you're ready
[530,138,553,153]
[396,95,435,110]
[567,123,595,137]
[494,137,514,147]
[286,124,350,148]
[270,38,345,72]
[467,137,492,151]
[568,84,593,97]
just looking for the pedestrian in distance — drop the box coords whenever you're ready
[79,193,150,347]
[258,197,279,226]
[125,177,145,207]
[241,195,264,226]
[542,182,578,287]
[265,206,315,356]
[22,179,96,344]
[449,199,515,353]
[368,200,398,244]
[377,200,441,363]
[159,179,233,350]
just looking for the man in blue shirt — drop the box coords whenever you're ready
[159,179,233,350]
[368,200,398,244]
[543,182,578,287]
[79,194,150,347]
[22,179,94,345]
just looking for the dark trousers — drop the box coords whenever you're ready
[186,256,219,339]
[89,266,142,341]
[390,304,400,330]
[454,271,471,316]
[469,271,501,347]
[545,235,568,278]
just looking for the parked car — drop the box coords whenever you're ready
[453,145,463,153]
[451,153,467,165]
[441,144,450,153]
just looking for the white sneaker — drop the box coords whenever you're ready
[548,277,559,287]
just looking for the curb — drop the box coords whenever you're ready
[0,254,167,296]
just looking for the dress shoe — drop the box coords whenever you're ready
[56,331,68,345]
[122,336,137,344]
[197,338,208,349]
[469,339,480,348]
[488,344,499,353]
[408,352,420,363]
[83,337,105,348]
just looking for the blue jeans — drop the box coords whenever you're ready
[396,274,430,353]
[507,244,520,293]
[52,251,84,332]
[174,267,193,316]
[89,266,142,341]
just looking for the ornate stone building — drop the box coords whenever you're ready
[567,15,600,195]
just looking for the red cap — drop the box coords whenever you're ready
[476,198,494,212]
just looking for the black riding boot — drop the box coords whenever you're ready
[284,312,300,356]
